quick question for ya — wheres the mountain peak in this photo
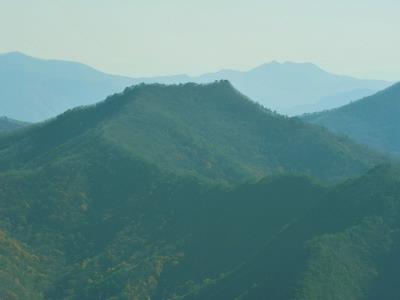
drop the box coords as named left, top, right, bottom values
left=126, top=79, right=235, bottom=94
left=250, top=61, right=324, bottom=73
left=383, top=81, right=400, bottom=92
left=1, top=51, right=28, bottom=57
left=0, top=51, right=33, bottom=61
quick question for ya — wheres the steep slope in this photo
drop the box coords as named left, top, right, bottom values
left=132, top=62, right=391, bottom=115
left=0, top=116, right=29, bottom=132
left=184, top=166, right=400, bottom=300
left=0, top=52, right=133, bottom=122
left=0, top=81, right=397, bottom=299
left=0, top=142, right=398, bottom=299
left=0, top=141, right=324, bottom=299
left=0, top=229, right=50, bottom=299
left=303, top=82, right=400, bottom=156
left=0, top=81, right=383, bottom=183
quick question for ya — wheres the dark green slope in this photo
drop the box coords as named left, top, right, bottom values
left=186, top=166, right=400, bottom=300
left=0, top=132, right=324, bottom=299
left=1, top=145, right=399, bottom=299
left=303, top=82, right=400, bottom=156
left=0, top=81, right=383, bottom=183
left=0, top=81, right=395, bottom=300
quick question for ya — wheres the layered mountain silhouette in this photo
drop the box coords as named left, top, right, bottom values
left=0, top=82, right=398, bottom=299
left=0, top=116, right=29, bottom=132
left=0, top=52, right=133, bottom=122
left=134, top=62, right=391, bottom=115
left=0, top=52, right=391, bottom=121
left=303, top=82, right=400, bottom=156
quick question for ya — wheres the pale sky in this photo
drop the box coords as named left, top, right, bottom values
left=1, top=0, right=399, bottom=80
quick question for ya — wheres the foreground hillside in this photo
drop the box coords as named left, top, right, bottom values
left=303, top=82, right=400, bottom=156
left=188, top=165, right=400, bottom=300
left=0, top=81, right=394, bottom=300
left=0, top=142, right=399, bottom=299
left=0, top=159, right=323, bottom=299
left=0, top=81, right=383, bottom=183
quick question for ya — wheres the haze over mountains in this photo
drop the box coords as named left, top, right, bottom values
left=134, top=62, right=391, bottom=116
left=2, top=0, right=400, bottom=296
left=0, top=116, right=29, bottom=132
left=304, top=83, right=400, bottom=156
left=0, top=52, right=391, bottom=122
left=0, top=52, right=133, bottom=122
left=0, top=50, right=398, bottom=300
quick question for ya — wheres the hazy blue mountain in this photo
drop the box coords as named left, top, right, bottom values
left=132, top=62, right=391, bottom=115
left=0, top=52, right=391, bottom=122
left=303, top=82, right=400, bottom=156
left=0, top=52, right=133, bottom=122
left=288, top=88, right=377, bottom=115
left=0, top=116, right=29, bottom=132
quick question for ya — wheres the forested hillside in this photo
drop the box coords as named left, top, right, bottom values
left=0, top=81, right=396, bottom=300
left=188, top=166, right=400, bottom=300
left=0, top=145, right=399, bottom=299
left=303, top=82, right=400, bottom=156
left=0, top=81, right=383, bottom=183
left=2, top=1, right=399, bottom=299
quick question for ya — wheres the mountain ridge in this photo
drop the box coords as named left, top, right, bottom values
left=303, top=82, right=400, bottom=156
left=0, top=116, right=29, bottom=133
left=0, top=79, right=397, bottom=300
left=0, top=81, right=385, bottom=183
left=0, top=52, right=391, bottom=121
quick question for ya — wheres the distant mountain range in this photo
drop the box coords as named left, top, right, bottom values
left=0, top=116, right=29, bottom=132
left=0, top=52, right=392, bottom=121
left=0, top=81, right=398, bottom=299
left=134, top=62, right=391, bottom=116
left=0, top=52, right=133, bottom=122
left=303, top=82, right=400, bottom=156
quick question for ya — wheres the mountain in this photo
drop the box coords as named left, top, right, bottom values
left=0, top=81, right=384, bottom=183
left=0, top=52, right=133, bottom=122
left=0, top=117, right=398, bottom=299
left=287, top=88, right=377, bottom=115
left=303, top=82, right=400, bottom=156
left=132, top=61, right=391, bottom=115
left=0, top=52, right=391, bottom=122
left=0, top=81, right=396, bottom=299
left=0, top=116, right=29, bottom=132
